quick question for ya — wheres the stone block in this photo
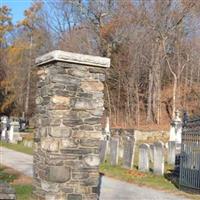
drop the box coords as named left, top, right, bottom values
left=81, top=81, right=104, bottom=92
left=74, top=99, right=97, bottom=110
left=51, top=96, right=70, bottom=105
left=84, top=155, right=100, bottom=167
left=68, top=194, right=82, bottom=200
left=41, top=139, right=59, bottom=152
left=49, top=126, right=72, bottom=138
left=60, top=138, right=78, bottom=149
left=48, top=166, right=70, bottom=183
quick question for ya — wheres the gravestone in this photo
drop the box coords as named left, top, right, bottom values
left=139, top=143, right=149, bottom=172
left=167, top=141, right=176, bottom=165
left=110, top=138, right=119, bottom=166
left=153, top=141, right=164, bottom=175
left=8, top=123, right=14, bottom=143
left=123, top=136, right=135, bottom=169
left=99, top=140, right=107, bottom=163
left=33, top=50, right=110, bottom=200
left=1, top=116, right=8, bottom=141
left=149, top=144, right=154, bottom=162
left=8, top=121, right=22, bottom=144
left=169, top=110, right=182, bottom=143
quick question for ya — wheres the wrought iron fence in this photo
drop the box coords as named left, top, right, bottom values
left=179, top=116, right=200, bottom=193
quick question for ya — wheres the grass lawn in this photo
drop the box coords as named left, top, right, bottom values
left=14, top=185, right=32, bottom=200
left=100, top=162, right=177, bottom=191
left=0, top=165, right=32, bottom=200
left=99, top=162, right=200, bottom=200
left=0, top=141, right=33, bottom=155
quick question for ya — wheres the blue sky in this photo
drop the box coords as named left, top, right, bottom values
left=1, top=0, right=32, bottom=23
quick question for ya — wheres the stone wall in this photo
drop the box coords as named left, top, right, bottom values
left=134, top=130, right=168, bottom=141
left=33, top=50, right=110, bottom=200
left=0, top=183, right=16, bottom=200
left=110, top=128, right=168, bottom=142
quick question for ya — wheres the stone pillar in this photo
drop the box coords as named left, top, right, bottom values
left=33, top=50, right=110, bottom=200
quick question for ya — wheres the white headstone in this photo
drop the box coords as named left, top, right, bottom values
left=167, top=141, right=176, bottom=165
left=139, top=143, right=150, bottom=172
left=123, top=136, right=135, bottom=169
left=110, top=138, right=119, bottom=166
left=153, top=141, right=164, bottom=175
left=169, top=110, right=182, bottom=143
left=149, top=144, right=154, bottom=162
left=8, top=124, right=14, bottom=142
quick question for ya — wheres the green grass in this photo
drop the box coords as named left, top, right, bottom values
left=14, top=185, right=32, bottom=200
left=0, top=141, right=33, bottom=155
left=0, top=166, right=32, bottom=200
left=99, top=162, right=200, bottom=199
left=0, top=166, right=17, bottom=183
left=99, top=162, right=177, bottom=191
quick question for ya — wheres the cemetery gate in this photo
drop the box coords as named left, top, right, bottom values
left=179, top=117, right=200, bottom=193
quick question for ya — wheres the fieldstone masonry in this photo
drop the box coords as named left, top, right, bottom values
left=0, top=183, right=16, bottom=200
left=33, top=50, right=110, bottom=200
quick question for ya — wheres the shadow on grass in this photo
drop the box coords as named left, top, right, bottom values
left=164, top=168, right=180, bottom=189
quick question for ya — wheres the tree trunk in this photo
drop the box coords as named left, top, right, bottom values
left=25, top=36, right=32, bottom=117
left=172, top=75, right=177, bottom=119
left=147, top=69, right=153, bottom=122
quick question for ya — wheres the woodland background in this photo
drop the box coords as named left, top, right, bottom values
left=1, top=0, right=200, bottom=129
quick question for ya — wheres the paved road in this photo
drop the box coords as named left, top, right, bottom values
left=0, top=146, right=187, bottom=200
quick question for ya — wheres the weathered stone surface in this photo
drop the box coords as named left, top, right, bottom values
left=110, top=138, right=119, bottom=166
left=41, top=139, right=59, bottom=152
left=153, top=141, right=164, bottom=175
left=49, top=126, right=72, bottom=138
left=68, top=194, right=82, bottom=200
left=123, top=137, right=135, bottom=169
left=48, top=166, right=70, bottom=183
left=167, top=141, right=176, bottom=165
left=149, top=144, right=154, bottom=162
left=60, top=139, right=78, bottom=149
left=99, top=140, right=107, bottom=163
left=51, top=96, right=70, bottom=105
left=74, top=99, right=97, bottom=110
left=81, top=81, right=104, bottom=92
left=0, top=183, right=16, bottom=200
left=139, top=143, right=150, bottom=172
left=34, top=50, right=109, bottom=199
left=36, top=50, right=110, bottom=68
left=84, top=155, right=100, bottom=167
